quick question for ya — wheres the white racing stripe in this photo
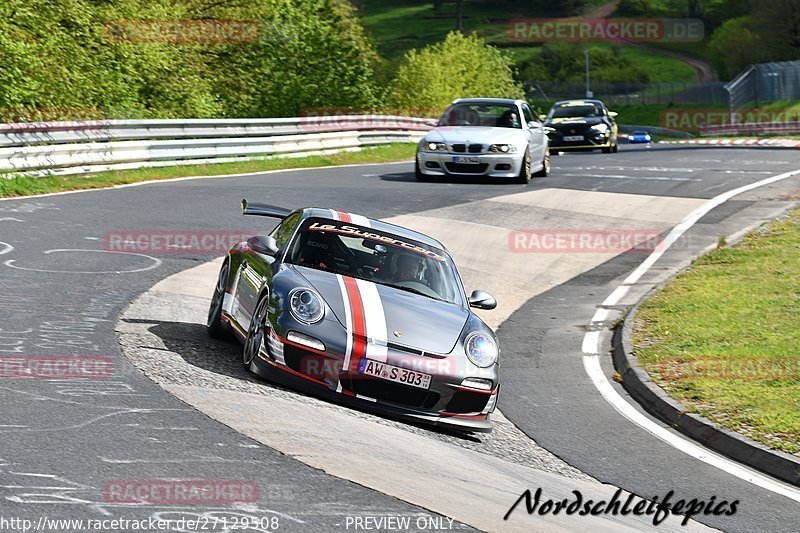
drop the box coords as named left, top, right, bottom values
left=336, top=274, right=354, bottom=378
left=355, top=279, right=388, bottom=363
left=582, top=167, right=800, bottom=501
left=349, top=213, right=371, bottom=227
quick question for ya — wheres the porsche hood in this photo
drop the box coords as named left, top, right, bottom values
left=289, top=265, right=469, bottom=355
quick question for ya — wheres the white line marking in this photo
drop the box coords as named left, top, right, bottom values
left=581, top=331, right=601, bottom=355
left=559, top=173, right=701, bottom=182
left=0, top=242, right=13, bottom=256
left=583, top=355, right=800, bottom=502
left=3, top=249, right=162, bottom=274
left=583, top=167, right=800, bottom=499
left=590, top=308, right=610, bottom=323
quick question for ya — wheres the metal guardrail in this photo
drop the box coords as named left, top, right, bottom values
left=0, top=116, right=434, bottom=177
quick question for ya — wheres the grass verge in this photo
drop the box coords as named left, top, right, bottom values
left=0, top=143, right=417, bottom=199
left=632, top=208, right=800, bottom=455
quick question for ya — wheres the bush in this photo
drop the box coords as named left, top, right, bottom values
left=387, top=32, right=524, bottom=111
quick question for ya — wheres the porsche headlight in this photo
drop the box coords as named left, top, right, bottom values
left=425, top=142, right=447, bottom=151
left=288, top=288, right=324, bottom=324
left=464, top=332, right=498, bottom=368
left=489, top=144, right=518, bottom=153
left=591, top=123, right=610, bottom=133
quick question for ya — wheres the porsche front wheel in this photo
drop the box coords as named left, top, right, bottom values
left=207, top=261, right=231, bottom=340
left=242, top=295, right=269, bottom=369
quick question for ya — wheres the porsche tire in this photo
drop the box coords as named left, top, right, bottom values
left=207, top=261, right=231, bottom=340
left=242, top=294, right=269, bottom=369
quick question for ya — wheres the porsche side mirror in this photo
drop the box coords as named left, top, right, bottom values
left=247, top=235, right=279, bottom=256
left=608, top=111, right=618, bottom=118
left=469, top=290, right=497, bottom=310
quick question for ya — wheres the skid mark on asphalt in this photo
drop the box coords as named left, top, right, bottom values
left=3, top=248, right=162, bottom=274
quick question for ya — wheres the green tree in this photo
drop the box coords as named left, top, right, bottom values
left=387, top=31, right=524, bottom=111
left=0, top=0, right=382, bottom=119
left=707, top=16, right=760, bottom=79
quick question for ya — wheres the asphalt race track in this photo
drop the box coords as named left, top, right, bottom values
left=1, top=144, right=799, bottom=532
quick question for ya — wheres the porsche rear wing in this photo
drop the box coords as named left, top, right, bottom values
left=241, top=199, right=292, bottom=219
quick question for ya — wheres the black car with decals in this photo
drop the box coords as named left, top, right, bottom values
left=207, top=200, right=501, bottom=432
left=543, top=99, right=619, bottom=153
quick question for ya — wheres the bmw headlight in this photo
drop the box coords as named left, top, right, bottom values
left=591, top=123, right=610, bottom=134
left=489, top=144, right=518, bottom=153
left=425, top=142, right=447, bottom=151
left=464, top=332, right=498, bottom=368
left=288, top=288, right=324, bottom=324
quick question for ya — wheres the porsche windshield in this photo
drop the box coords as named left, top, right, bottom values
left=438, top=103, right=522, bottom=128
left=550, top=104, right=603, bottom=119
left=286, top=218, right=465, bottom=306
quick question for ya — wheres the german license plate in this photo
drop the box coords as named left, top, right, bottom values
left=359, top=359, right=432, bottom=390
left=452, top=156, right=480, bottom=164
left=563, top=135, right=584, bottom=142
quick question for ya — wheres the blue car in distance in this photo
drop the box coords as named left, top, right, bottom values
left=628, top=130, right=652, bottom=143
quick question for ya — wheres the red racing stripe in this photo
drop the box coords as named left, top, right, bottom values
left=336, top=210, right=352, bottom=223
left=342, top=275, right=367, bottom=373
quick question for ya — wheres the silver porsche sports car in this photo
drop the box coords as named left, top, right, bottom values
left=416, top=97, right=550, bottom=183
left=207, top=200, right=500, bottom=432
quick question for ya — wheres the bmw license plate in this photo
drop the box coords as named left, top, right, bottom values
left=359, top=359, right=432, bottom=390
left=563, top=135, right=584, bottom=142
left=452, top=156, right=480, bottom=164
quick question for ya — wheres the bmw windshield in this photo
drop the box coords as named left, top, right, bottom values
left=285, top=218, right=466, bottom=306
left=438, top=103, right=522, bottom=128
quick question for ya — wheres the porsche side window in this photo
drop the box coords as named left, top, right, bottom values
left=272, top=213, right=301, bottom=249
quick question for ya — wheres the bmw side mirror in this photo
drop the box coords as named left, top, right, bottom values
left=469, top=290, right=497, bottom=310
left=248, top=235, right=279, bottom=256
left=539, top=114, right=547, bottom=120
left=543, top=126, right=556, bottom=134
left=527, top=121, right=541, bottom=129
